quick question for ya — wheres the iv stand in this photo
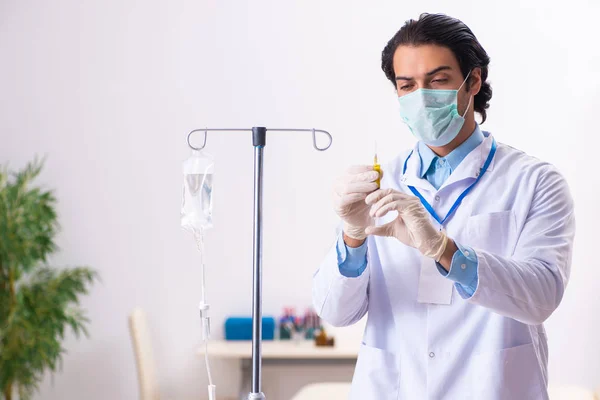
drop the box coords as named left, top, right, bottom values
left=187, top=126, right=333, bottom=400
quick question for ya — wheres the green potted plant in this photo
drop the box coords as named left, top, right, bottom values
left=0, top=159, right=97, bottom=400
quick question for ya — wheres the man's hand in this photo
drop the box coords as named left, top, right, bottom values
left=364, top=189, right=448, bottom=261
left=333, top=165, right=380, bottom=241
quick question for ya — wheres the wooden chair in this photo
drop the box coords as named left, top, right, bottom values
left=548, top=385, right=597, bottom=400
left=129, top=308, right=161, bottom=400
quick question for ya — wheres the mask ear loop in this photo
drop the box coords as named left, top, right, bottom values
left=457, top=69, right=472, bottom=92
left=461, top=94, right=473, bottom=118
left=458, top=70, right=473, bottom=118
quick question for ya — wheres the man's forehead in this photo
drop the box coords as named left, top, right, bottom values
left=393, top=45, right=460, bottom=77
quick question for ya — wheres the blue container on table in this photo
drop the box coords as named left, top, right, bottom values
left=225, top=316, right=275, bottom=341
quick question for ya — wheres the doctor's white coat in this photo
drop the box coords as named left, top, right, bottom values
left=313, top=134, right=575, bottom=400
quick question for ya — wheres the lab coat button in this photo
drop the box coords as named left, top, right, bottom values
left=461, top=264, right=467, bottom=270
left=434, top=195, right=440, bottom=202
left=465, top=251, right=470, bottom=256
left=429, top=352, right=435, bottom=358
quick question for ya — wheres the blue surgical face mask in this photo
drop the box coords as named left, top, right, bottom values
left=398, top=71, right=472, bottom=147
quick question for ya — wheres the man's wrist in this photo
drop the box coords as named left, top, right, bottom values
left=343, top=232, right=366, bottom=248
left=438, top=238, right=458, bottom=272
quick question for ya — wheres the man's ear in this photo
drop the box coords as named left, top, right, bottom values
left=469, top=67, right=483, bottom=96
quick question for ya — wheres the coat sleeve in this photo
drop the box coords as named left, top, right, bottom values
left=468, top=166, right=575, bottom=325
left=312, top=237, right=370, bottom=327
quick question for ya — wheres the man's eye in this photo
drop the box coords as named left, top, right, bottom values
left=432, top=79, right=448, bottom=84
left=400, top=84, right=413, bottom=91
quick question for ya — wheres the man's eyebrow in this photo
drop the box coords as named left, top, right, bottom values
left=395, top=65, right=453, bottom=81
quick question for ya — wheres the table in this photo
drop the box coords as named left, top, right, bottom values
left=198, top=340, right=358, bottom=399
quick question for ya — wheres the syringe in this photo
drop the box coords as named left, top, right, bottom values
left=374, top=141, right=381, bottom=187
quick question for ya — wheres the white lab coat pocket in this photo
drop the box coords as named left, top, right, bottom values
left=349, top=343, right=400, bottom=400
left=466, top=211, right=517, bottom=256
left=471, top=342, right=546, bottom=400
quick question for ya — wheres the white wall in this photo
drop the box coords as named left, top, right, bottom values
left=1, top=0, right=598, bottom=399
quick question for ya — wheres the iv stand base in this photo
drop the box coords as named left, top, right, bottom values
left=248, top=393, right=266, bottom=400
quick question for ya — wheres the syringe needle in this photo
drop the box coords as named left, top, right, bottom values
left=374, top=140, right=381, bottom=187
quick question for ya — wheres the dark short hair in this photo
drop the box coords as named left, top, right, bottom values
left=381, top=13, right=492, bottom=123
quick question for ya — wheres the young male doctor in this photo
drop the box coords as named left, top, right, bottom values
left=313, top=13, right=575, bottom=400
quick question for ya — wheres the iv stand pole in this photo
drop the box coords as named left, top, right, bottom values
left=187, top=126, right=332, bottom=400
left=250, top=127, right=266, bottom=399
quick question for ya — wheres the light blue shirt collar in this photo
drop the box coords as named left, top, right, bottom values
left=418, top=125, right=485, bottom=178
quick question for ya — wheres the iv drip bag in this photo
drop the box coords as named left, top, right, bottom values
left=181, top=150, right=214, bottom=232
